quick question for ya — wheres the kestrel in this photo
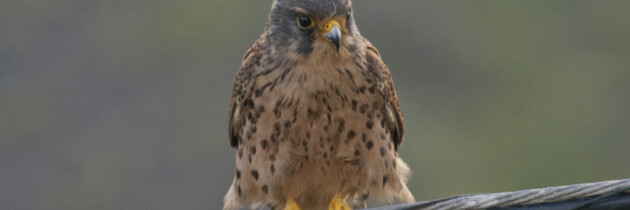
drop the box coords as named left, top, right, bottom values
left=224, top=0, right=414, bottom=209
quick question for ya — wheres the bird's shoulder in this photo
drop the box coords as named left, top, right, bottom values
left=228, top=33, right=268, bottom=147
left=362, top=38, right=405, bottom=149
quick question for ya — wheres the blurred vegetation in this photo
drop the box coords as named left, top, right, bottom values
left=1, top=0, right=629, bottom=209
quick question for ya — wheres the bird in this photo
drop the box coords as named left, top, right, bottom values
left=224, top=0, right=414, bottom=209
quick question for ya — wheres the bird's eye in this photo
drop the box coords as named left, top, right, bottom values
left=297, top=16, right=315, bottom=30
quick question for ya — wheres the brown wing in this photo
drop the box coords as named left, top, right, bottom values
left=229, top=34, right=267, bottom=147
left=364, top=39, right=405, bottom=149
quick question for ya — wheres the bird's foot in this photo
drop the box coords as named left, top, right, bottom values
left=284, top=198, right=301, bottom=210
left=329, top=193, right=351, bottom=210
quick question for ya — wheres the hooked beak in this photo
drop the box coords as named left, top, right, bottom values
left=323, top=20, right=341, bottom=51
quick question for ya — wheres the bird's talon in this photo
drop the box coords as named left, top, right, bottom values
left=329, top=194, right=351, bottom=210
left=284, top=198, right=301, bottom=210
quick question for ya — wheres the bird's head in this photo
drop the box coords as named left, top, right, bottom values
left=266, top=0, right=361, bottom=59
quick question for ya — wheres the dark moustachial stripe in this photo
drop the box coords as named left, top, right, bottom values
left=297, top=29, right=314, bottom=55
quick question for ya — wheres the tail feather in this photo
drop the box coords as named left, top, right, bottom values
left=395, top=157, right=415, bottom=203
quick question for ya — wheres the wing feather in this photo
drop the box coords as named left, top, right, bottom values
left=364, top=39, right=405, bottom=149
left=229, top=34, right=267, bottom=147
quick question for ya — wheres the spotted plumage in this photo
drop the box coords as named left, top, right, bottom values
left=224, top=0, right=414, bottom=209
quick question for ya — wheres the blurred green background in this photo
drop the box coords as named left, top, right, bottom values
left=2, top=0, right=629, bottom=209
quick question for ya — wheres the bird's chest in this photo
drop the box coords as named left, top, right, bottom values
left=251, top=59, right=384, bottom=151
left=255, top=60, right=367, bottom=121
left=245, top=59, right=394, bottom=195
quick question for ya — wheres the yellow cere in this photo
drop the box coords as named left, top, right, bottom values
left=324, top=20, right=340, bottom=32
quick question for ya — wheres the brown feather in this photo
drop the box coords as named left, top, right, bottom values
left=229, top=34, right=268, bottom=147
left=364, top=40, right=405, bottom=148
